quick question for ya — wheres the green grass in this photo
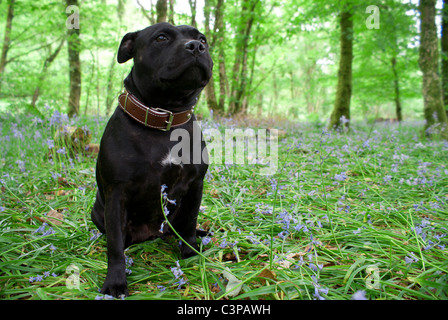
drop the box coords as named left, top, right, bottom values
left=0, top=109, right=447, bottom=300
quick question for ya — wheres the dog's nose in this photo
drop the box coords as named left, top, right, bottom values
left=184, top=40, right=206, bottom=56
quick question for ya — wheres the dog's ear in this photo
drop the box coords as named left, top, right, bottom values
left=117, top=31, right=139, bottom=63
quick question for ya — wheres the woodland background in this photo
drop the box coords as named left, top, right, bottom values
left=1, top=0, right=448, bottom=301
left=1, top=0, right=448, bottom=134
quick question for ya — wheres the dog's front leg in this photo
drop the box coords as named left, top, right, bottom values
left=101, top=187, right=129, bottom=298
left=173, top=179, right=205, bottom=259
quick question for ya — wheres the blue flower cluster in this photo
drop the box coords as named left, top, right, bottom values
left=159, top=184, right=177, bottom=233
left=171, top=260, right=187, bottom=289
left=29, top=271, right=58, bottom=283
left=33, top=222, right=56, bottom=237
left=411, top=217, right=447, bottom=251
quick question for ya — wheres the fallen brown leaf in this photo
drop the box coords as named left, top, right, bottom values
left=46, top=209, right=63, bottom=225
left=257, top=269, right=277, bottom=284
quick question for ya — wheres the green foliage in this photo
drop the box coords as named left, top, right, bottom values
left=0, top=0, right=424, bottom=120
left=1, top=112, right=447, bottom=300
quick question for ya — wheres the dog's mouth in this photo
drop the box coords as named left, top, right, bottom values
left=159, top=59, right=212, bottom=88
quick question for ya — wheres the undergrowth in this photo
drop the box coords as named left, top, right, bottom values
left=0, top=109, right=447, bottom=300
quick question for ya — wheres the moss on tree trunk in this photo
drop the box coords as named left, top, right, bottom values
left=419, top=0, right=448, bottom=138
left=329, top=8, right=353, bottom=131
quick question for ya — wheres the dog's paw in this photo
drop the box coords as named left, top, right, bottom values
left=180, top=241, right=199, bottom=259
left=196, top=229, right=210, bottom=237
left=101, top=277, right=129, bottom=298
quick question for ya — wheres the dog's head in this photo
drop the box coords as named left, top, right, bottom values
left=118, top=23, right=213, bottom=94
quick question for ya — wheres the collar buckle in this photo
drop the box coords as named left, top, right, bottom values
left=153, top=108, right=174, bottom=131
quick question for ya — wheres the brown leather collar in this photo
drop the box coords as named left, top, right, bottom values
left=118, top=90, right=193, bottom=131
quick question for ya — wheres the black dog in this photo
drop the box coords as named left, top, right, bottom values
left=91, top=22, right=213, bottom=298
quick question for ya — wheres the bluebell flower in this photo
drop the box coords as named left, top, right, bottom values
left=15, top=160, right=25, bottom=172
left=318, top=287, right=329, bottom=295
left=171, top=260, right=185, bottom=288
left=246, top=232, right=260, bottom=244
left=46, top=139, right=55, bottom=149
left=50, top=110, right=60, bottom=125
left=124, top=255, right=133, bottom=275
left=163, top=206, right=170, bottom=217
left=278, top=231, right=288, bottom=240
left=412, top=226, right=423, bottom=235
left=201, top=236, right=211, bottom=246
left=434, top=234, right=446, bottom=241
left=42, top=227, right=55, bottom=236
left=334, top=172, right=347, bottom=182
left=362, top=139, right=370, bottom=149
left=171, top=261, right=183, bottom=278
left=309, top=263, right=318, bottom=271
left=312, top=278, right=328, bottom=300
left=352, top=290, right=368, bottom=300
left=34, top=223, right=47, bottom=234
left=219, top=239, right=228, bottom=248
left=340, top=115, right=349, bottom=125
left=175, top=278, right=187, bottom=287
left=51, top=172, right=61, bottom=180
left=405, top=253, right=419, bottom=264
left=90, top=229, right=102, bottom=241
left=293, top=256, right=305, bottom=269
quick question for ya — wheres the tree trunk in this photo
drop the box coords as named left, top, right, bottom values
left=0, top=0, right=15, bottom=92
left=106, top=0, right=125, bottom=115
left=66, top=0, right=81, bottom=117
left=31, top=38, right=65, bottom=109
left=441, top=0, right=448, bottom=117
left=229, top=0, right=258, bottom=115
left=168, top=0, right=175, bottom=25
left=214, top=0, right=227, bottom=111
left=189, top=0, right=197, bottom=28
left=329, top=6, right=353, bottom=131
left=156, top=0, right=167, bottom=23
left=203, top=0, right=219, bottom=114
left=391, top=56, right=402, bottom=121
left=419, top=0, right=448, bottom=138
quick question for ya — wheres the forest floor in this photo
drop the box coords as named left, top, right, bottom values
left=0, top=109, right=447, bottom=300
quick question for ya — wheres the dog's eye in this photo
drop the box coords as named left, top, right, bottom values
left=156, top=35, right=168, bottom=42
left=199, top=38, right=207, bottom=45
